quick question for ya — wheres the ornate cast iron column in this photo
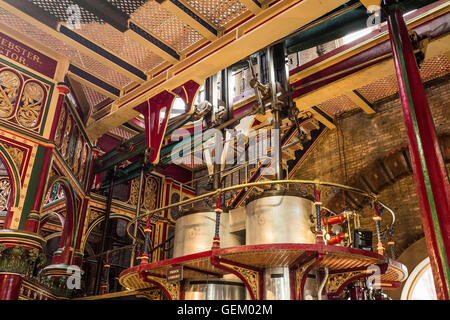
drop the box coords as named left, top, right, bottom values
left=0, top=230, right=46, bottom=300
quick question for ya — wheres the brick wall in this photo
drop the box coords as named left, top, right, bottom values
left=291, top=77, right=450, bottom=256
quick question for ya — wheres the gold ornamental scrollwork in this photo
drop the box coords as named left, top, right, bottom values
left=60, top=116, right=72, bottom=158
left=16, top=82, right=45, bottom=128
left=87, top=209, right=102, bottom=226
left=0, top=70, right=21, bottom=118
left=0, top=178, right=11, bottom=211
left=54, top=106, right=66, bottom=147
left=128, top=178, right=139, bottom=206
left=72, top=137, right=83, bottom=174
left=221, top=262, right=260, bottom=300
left=146, top=275, right=180, bottom=300
left=138, top=288, right=162, bottom=300
left=326, top=270, right=368, bottom=294
left=143, top=175, right=158, bottom=210
left=79, top=145, right=88, bottom=181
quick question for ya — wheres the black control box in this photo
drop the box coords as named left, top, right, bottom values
left=353, top=229, right=373, bottom=251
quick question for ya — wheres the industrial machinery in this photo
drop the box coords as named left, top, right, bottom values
left=116, top=39, right=407, bottom=301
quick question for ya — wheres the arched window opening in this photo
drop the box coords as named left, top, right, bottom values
left=83, top=217, right=143, bottom=295
left=401, top=257, right=437, bottom=300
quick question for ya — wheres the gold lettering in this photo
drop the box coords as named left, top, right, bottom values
left=18, top=56, right=26, bottom=65
left=33, top=54, right=40, bottom=63
left=10, top=52, right=18, bottom=61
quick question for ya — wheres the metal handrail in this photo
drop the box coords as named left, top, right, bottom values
left=125, top=179, right=396, bottom=245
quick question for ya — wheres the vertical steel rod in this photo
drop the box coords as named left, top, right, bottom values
left=267, top=45, right=285, bottom=186
left=94, top=165, right=117, bottom=295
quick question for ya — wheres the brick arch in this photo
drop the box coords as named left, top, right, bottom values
left=323, top=133, right=449, bottom=257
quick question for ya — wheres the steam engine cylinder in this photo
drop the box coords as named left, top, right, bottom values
left=173, top=208, right=246, bottom=300
left=245, top=191, right=316, bottom=299
left=245, top=191, right=315, bottom=245
left=173, top=208, right=244, bottom=258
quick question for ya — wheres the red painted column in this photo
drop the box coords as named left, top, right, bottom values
left=384, top=0, right=450, bottom=299
left=0, top=273, right=21, bottom=300
left=72, top=197, right=90, bottom=266
left=50, top=83, right=71, bottom=141
left=134, top=90, right=176, bottom=164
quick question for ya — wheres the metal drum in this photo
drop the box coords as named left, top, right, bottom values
left=173, top=208, right=244, bottom=258
left=245, top=190, right=315, bottom=245
left=184, top=280, right=246, bottom=300
left=264, top=267, right=291, bottom=300
left=246, top=191, right=315, bottom=300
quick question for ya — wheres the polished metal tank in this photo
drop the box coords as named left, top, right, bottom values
left=184, top=280, right=246, bottom=300
left=245, top=190, right=315, bottom=245
left=246, top=191, right=315, bottom=300
left=264, top=267, right=291, bottom=300
left=173, top=208, right=244, bottom=258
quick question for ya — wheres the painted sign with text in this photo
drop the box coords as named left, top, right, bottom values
left=0, top=31, right=58, bottom=79
left=166, top=265, right=183, bottom=283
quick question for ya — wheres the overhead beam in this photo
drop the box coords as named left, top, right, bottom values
left=72, top=0, right=181, bottom=62
left=155, top=0, right=220, bottom=41
left=360, top=0, right=382, bottom=11
left=239, top=0, right=264, bottom=14
left=86, top=0, right=351, bottom=140
left=293, top=33, right=450, bottom=115
left=289, top=0, right=450, bottom=85
left=0, top=0, right=147, bottom=83
left=348, top=90, right=376, bottom=114
left=70, top=0, right=129, bottom=32
left=310, top=106, right=336, bottom=129
left=58, top=24, right=147, bottom=82
left=125, top=21, right=180, bottom=62
left=291, top=3, right=450, bottom=115
left=67, top=64, right=121, bottom=99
